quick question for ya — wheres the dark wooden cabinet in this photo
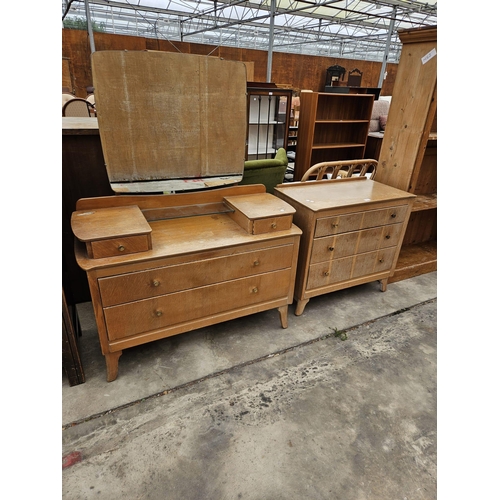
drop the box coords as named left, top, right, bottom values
left=246, top=83, right=292, bottom=160
left=62, top=117, right=114, bottom=304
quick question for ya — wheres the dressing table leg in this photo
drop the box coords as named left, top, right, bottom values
left=105, top=351, right=122, bottom=382
left=379, top=278, right=388, bottom=292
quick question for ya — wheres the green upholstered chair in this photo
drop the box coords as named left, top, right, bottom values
left=240, top=148, right=288, bottom=193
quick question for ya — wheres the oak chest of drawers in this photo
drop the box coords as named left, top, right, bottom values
left=72, top=185, right=301, bottom=381
left=274, top=177, right=415, bottom=315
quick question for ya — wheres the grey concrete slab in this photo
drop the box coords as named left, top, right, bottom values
left=62, top=296, right=437, bottom=499
left=63, top=272, right=436, bottom=425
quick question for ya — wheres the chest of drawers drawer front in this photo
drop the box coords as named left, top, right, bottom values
left=379, top=223, right=404, bottom=250
left=314, top=205, right=408, bottom=238
left=252, top=215, right=294, bottom=235
left=104, top=269, right=292, bottom=340
left=306, top=246, right=397, bottom=290
left=362, top=205, right=408, bottom=229
left=99, top=244, right=294, bottom=307
left=90, top=234, right=151, bottom=259
left=351, top=246, right=397, bottom=279
left=315, top=213, right=364, bottom=238
left=310, top=223, right=403, bottom=264
left=307, top=256, right=354, bottom=289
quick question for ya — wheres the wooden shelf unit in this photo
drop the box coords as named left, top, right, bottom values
left=293, top=92, right=374, bottom=181
left=375, top=26, right=437, bottom=283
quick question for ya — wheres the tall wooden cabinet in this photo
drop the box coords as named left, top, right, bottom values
left=246, top=83, right=292, bottom=160
left=375, top=26, right=437, bottom=282
left=293, top=92, right=374, bottom=181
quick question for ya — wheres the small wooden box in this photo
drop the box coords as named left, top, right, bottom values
left=71, top=205, right=152, bottom=259
left=224, top=193, right=295, bottom=235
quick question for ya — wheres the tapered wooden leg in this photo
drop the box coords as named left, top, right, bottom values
left=379, top=278, right=388, bottom=292
left=278, top=305, right=288, bottom=329
left=295, top=298, right=309, bottom=316
left=105, top=351, right=122, bottom=382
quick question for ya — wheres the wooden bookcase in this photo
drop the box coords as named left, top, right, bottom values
left=375, top=26, right=437, bottom=283
left=293, top=92, right=374, bottom=181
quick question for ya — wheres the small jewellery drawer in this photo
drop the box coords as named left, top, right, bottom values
left=71, top=205, right=152, bottom=259
left=89, top=234, right=151, bottom=259
left=310, top=223, right=404, bottom=264
left=251, top=215, right=294, bottom=235
left=224, top=192, right=295, bottom=235
left=99, top=244, right=294, bottom=307
left=306, top=247, right=397, bottom=290
left=104, top=269, right=292, bottom=340
left=314, top=205, right=408, bottom=238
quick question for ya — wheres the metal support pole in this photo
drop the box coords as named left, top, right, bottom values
left=85, top=0, right=96, bottom=53
left=266, top=0, right=276, bottom=83
left=377, top=6, right=396, bottom=89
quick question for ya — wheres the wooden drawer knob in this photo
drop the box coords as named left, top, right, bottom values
left=271, top=222, right=277, bottom=229
left=328, top=246, right=334, bottom=251
left=253, top=260, right=260, bottom=266
left=252, top=287, right=258, bottom=294
left=152, top=279, right=161, bottom=287
left=385, top=235, right=391, bottom=239
left=379, top=259, right=384, bottom=263
left=155, top=310, right=163, bottom=317
left=331, top=223, right=338, bottom=228
left=118, top=245, right=125, bottom=252
left=391, top=213, right=397, bottom=218
left=323, top=271, right=330, bottom=276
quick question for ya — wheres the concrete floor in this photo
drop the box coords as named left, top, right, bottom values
left=62, top=271, right=437, bottom=499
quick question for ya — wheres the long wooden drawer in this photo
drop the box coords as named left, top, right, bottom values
left=306, top=247, right=397, bottom=290
left=104, top=269, right=292, bottom=340
left=314, top=205, right=408, bottom=238
left=99, top=244, right=294, bottom=307
left=310, top=223, right=404, bottom=264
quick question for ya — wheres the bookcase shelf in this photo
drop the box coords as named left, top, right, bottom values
left=293, top=92, right=374, bottom=181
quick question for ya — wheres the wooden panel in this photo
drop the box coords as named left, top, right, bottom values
left=389, top=241, right=437, bottom=283
left=413, top=140, right=437, bottom=195
left=62, top=57, right=73, bottom=92
left=62, top=29, right=399, bottom=100
left=98, top=244, right=294, bottom=306
left=376, top=29, right=437, bottom=192
left=402, top=209, right=437, bottom=246
left=104, top=269, right=291, bottom=340
left=92, top=51, right=247, bottom=183
left=72, top=205, right=151, bottom=242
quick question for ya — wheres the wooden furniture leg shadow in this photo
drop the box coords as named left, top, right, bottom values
left=62, top=288, right=85, bottom=386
